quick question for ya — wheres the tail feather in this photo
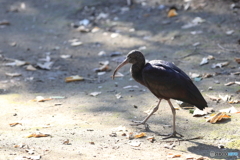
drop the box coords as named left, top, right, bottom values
left=186, top=83, right=207, bottom=110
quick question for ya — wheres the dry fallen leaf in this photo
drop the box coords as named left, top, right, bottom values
left=39, top=55, right=51, bottom=62
left=190, top=73, right=201, bottom=78
left=9, top=42, right=17, bottom=47
left=224, top=82, right=235, bottom=86
left=211, top=61, right=229, bottom=68
left=122, top=133, right=127, bottom=136
left=63, top=139, right=71, bottom=145
left=14, top=143, right=26, bottom=148
left=97, top=72, right=106, bottom=76
left=4, top=60, right=27, bottom=67
left=226, top=30, right=234, bottom=35
left=134, top=132, right=146, bottom=138
left=200, top=57, right=208, bottom=66
left=207, top=55, right=215, bottom=60
left=186, top=155, right=206, bottom=160
left=231, top=72, right=240, bottom=75
left=235, top=58, right=240, bottom=64
left=235, top=81, right=240, bottom=85
left=98, top=51, right=106, bottom=56
left=27, top=132, right=50, bottom=138
left=218, top=94, right=231, bottom=102
left=206, top=94, right=221, bottom=102
left=5, top=72, right=22, bottom=77
left=206, top=112, right=231, bottom=123
left=167, top=8, right=178, bottom=17
left=60, top=55, right=72, bottom=59
left=206, top=112, right=222, bottom=123
left=147, top=136, right=155, bottom=143
left=9, top=122, right=22, bottom=127
left=0, top=20, right=10, bottom=25
left=76, top=25, right=90, bottom=32
left=91, top=26, right=100, bottom=33
left=89, top=92, right=101, bottom=97
left=228, top=99, right=240, bottom=104
left=37, top=61, right=54, bottom=70
left=202, top=73, right=213, bottom=78
left=167, top=152, right=181, bottom=158
left=32, top=96, right=52, bottom=102
left=70, top=41, right=82, bottom=46
left=94, top=61, right=111, bottom=72
left=219, top=106, right=238, bottom=113
left=65, top=75, right=84, bottom=82
left=89, top=141, right=95, bottom=145
left=26, top=65, right=37, bottom=71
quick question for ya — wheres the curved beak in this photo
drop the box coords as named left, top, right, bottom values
left=112, top=58, right=129, bottom=80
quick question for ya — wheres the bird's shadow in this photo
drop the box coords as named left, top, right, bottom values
left=133, top=124, right=239, bottom=159
left=133, top=123, right=182, bottom=138
left=188, top=141, right=240, bottom=159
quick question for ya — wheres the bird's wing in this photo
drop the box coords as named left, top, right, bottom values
left=151, top=60, right=191, bottom=81
left=142, top=61, right=207, bottom=109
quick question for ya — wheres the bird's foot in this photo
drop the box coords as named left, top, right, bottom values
left=130, top=120, right=150, bottom=131
left=161, top=131, right=184, bottom=139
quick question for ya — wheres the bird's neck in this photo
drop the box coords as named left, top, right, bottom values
left=131, top=62, right=146, bottom=86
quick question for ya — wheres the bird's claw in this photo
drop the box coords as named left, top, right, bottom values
left=130, top=120, right=150, bottom=131
left=161, top=131, right=184, bottom=139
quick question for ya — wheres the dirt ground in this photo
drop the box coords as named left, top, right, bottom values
left=0, top=0, right=240, bottom=160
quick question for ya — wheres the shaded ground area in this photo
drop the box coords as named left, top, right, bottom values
left=0, top=0, right=240, bottom=159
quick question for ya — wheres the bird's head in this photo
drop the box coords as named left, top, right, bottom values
left=112, top=50, right=144, bottom=79
left=126, top=50, right=144, bottom=64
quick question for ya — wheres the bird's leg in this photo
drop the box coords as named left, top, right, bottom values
left=161, top=100, right=183, bottom=139
left=130, top=99, right=162, bottom=129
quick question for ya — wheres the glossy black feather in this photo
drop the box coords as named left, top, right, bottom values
left=131, top=59, right=207, bottom=110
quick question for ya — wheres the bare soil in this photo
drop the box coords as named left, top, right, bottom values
left=0, top=0, right=240, bottom=160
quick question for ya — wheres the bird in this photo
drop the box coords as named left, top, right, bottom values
left=112, top=50, right=208, bottom=139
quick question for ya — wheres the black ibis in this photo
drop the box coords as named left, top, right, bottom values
left=112, top=50, right=207, bottom=139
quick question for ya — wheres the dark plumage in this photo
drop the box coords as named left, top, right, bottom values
left=112, top=50, right=208, bottom=139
